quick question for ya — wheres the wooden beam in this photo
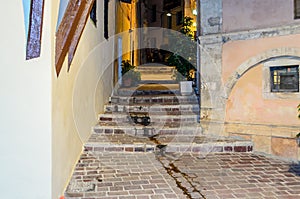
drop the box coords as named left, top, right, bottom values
left=55, top=0, right=87, bottom=76
left=26, top=0, right=45, bottom=60
left=68, top=0, right=96, bottom=71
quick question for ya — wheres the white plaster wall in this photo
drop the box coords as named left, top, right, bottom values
left=0, top=1, right=52, bottom=198
left=52, top=0, right=115, bottom=197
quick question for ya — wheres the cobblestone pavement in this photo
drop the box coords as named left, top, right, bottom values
left=66, top=151, right=300, bottom=199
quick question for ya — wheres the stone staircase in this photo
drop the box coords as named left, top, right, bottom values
left=64, top=68, right=254, bottom=198
left=85, top=87, right=253, bottom=155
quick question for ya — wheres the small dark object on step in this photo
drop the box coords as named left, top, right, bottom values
left=157, top=144, right=167, bottom=149
left=130, top=114, right=151, bottom=126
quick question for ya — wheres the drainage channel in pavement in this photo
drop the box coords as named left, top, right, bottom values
left=149, top=134, right=206, bottom=199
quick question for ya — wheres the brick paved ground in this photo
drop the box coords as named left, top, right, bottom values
left=160, top=153, right=300, bottom=199
left=65, top=151, right=300, bottom=199
left=65, top=151, right=186, bottom=199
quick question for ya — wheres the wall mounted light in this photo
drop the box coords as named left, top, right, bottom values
left=192, top=9, right=197, bottom=15
left=166, top=13, right=172, bottom=17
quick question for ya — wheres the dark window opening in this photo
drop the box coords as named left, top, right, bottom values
left=151, top=5, right=157, bottom=23
left=176, top=11, right=183, bottom=25
left=167, top=16, right=172, bottom=29
left=295, top=0, right=300, bottom=19
left=270, top=65, right=299, bottom=92
left=104, top=0, right=109, bottom=39
left=90, top=1, right=97, bottom=27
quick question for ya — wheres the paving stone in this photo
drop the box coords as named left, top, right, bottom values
left=66, top=92, right=300, bottom=198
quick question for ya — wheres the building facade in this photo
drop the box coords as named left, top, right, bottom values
left=199, top=0, right=300, bottom=160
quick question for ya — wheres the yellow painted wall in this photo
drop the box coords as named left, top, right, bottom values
left=0, top=1, right=52, bottom=198
left=116, top=1, right=137, bottom=63
left=52, top=0, right=115, bottom=198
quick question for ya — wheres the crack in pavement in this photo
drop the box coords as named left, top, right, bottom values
left=149, top=135, right=206, bottom=199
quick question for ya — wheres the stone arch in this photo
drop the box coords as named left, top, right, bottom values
left=224, top=47, right=300, bottom=98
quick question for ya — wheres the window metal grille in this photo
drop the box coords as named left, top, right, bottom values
left=270, top=65, right=299, bottom=92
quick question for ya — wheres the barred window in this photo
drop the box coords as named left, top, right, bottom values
left=270, top=66, right=299, bottom=92
left=295, top=0, right=300, bottom=19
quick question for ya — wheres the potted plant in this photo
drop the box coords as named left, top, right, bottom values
left=296, top=104, right=300, bottom=146
left=167, top=17, right=196, bottom=95
left=121, top=60, right=141, bottom=87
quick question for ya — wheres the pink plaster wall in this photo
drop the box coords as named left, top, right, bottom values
left=223, top=0, right=296, bottom=32
left=226, top=64, right=299, bottom=125
left=223, top=35, right=300, bottom=126
left=222, top=34, right=300, bottom=82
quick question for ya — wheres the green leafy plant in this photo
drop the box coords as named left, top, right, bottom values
left=121, top=60, right=141, bottom=87
left=167, top=16, right=196, bottom=81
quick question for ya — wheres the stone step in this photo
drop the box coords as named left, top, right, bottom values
left=93, top=124, right=201, bottom=136
left=137, top=65, right=175, bottom=71
left=116, top=87, right=181, bottom=96
left=98, top=113, right=199, bottom=123
left=85, top=134, right=254, bottom=154
left=140, top=80, right=177, bottom=84
left=110, top=95, right=199, bottom=105
left=137, top=66, right=175, bottom=74
left=104, top=104, right=200, bottom=114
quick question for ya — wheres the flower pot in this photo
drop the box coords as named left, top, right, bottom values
left=179, top=81, right=193, bottom=96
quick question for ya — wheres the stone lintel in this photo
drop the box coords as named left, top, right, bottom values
left=200, top=23, right=300, bottom=44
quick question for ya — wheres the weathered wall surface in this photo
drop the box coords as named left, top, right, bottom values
left=200, top=0, right=300, bottom=160
left=223, top=0, right=296, bottom=32
left=222, top=36, right=300, bottom=160
left=222, top=34, right=300, bottom=81
left=225, top=63, right=299, bottom=160
left=200, top=0, right=222, bottom=35
left=52, top=0, right=115, bottom=197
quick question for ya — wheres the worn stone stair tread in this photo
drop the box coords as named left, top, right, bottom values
left=99, top=112, right=199, bottom=118
left=93, top=123, right=201, bottom=136
left=94, top=122, right=200, bottom=128
left=116, top=89, right=181, bottom=96
left=104, top=103, right=200, bottom=110
left=110, top=95, right=199, bottom=105
left=94, top=123, right=200, bottom=130
left=85, top=134, right=253, bottom=153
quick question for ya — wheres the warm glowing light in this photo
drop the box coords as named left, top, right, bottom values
left=193, top=22, right=197, bottom=27
left=166, top=13, right=172, bottom=17
left=192, top=9, right=197, bottom=15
